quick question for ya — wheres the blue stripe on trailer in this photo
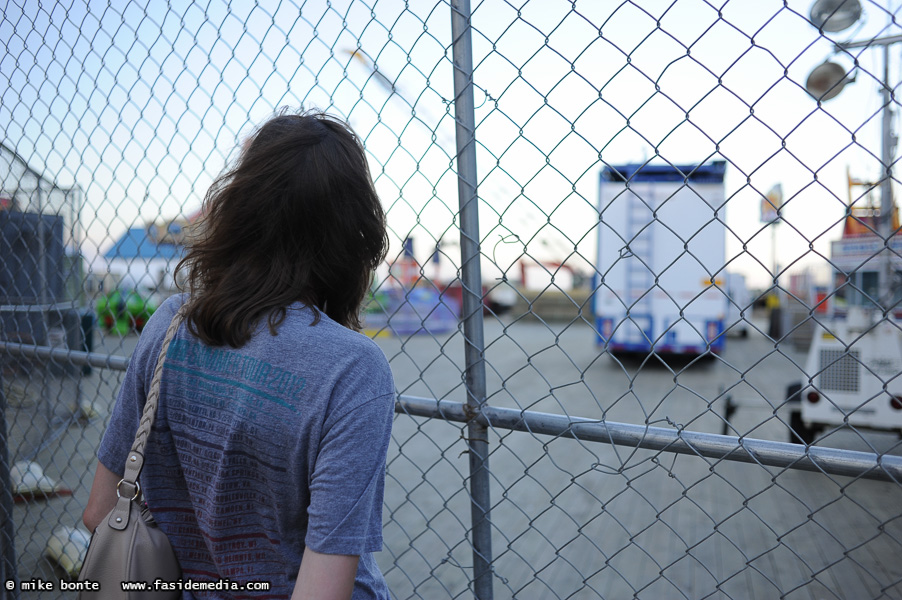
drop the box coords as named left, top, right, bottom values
left=600, top=160, right=726, bottom=185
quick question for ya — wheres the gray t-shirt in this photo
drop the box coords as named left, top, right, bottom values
left=98, top=294, right=395, bottom=599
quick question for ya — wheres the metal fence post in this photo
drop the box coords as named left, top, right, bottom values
left=0, top=347, right=19, bottom=599
left=450, top=1, right=493, bottom=598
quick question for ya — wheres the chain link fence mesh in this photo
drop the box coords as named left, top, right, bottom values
left=2, top=0, right=902, bottom=598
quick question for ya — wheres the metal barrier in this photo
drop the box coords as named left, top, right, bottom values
left=3, top=1, right=902, bottom=599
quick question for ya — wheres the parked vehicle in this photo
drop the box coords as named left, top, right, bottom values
left=593, top=161, right=729, bottom=356
left=786, top=190, right=902, bottom=443
left=788, top=309, right=902, bottom=444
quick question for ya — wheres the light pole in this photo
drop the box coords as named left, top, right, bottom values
left=835, top=37, right=899, bottom=309
left=805, top=3, right=900, bottom=310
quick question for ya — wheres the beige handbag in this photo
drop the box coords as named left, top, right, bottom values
left=77, top=307, right=185, bottom=598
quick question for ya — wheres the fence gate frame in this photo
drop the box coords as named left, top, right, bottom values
left=3, top=2, right=902, bottom=600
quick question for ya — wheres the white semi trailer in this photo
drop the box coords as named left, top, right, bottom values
left=593, top=161, right=730, bottom=356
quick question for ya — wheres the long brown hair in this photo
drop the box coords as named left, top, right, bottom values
left=175, top=109, right=389, bottom=347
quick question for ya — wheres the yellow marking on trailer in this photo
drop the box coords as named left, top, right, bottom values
left=702, top=278, right=725, bottom=287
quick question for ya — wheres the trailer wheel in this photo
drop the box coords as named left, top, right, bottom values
left=786, top=382, right=811, bottom=444
left=789, top=409, right=817, bottom=445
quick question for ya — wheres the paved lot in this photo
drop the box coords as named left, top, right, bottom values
left=4, top=314, right=902, bottom=598
left=376, top=315, right=902, bottom=599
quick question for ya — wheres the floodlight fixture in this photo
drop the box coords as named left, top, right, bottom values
left=805, top=61, right=852, bottom=101
left=809, top=0, right=862, bottom=33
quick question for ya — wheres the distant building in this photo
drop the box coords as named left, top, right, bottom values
left=98, top=222, right=185, bottom=301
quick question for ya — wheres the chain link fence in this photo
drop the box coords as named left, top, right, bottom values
left=3, top=0, right=902, bottom=598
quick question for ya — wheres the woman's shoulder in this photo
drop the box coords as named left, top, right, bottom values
left=151, top=293, right=189, bottom=324
left=283, top=309, right=393, bottom=385
left=133, top=294, right=187, bottom=345
left=126, top=294, right=189, bottom=382
left=312, top=312, right=389, bottom=364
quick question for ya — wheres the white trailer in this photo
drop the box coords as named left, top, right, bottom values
left=786, top=228, right=902, bottom=444
left=593, top=161, right=729, bottom=355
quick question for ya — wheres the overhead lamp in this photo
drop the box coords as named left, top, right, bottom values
left=809, top=0, right=862, bottom=33
left=805, top=61, right=852, bottom=101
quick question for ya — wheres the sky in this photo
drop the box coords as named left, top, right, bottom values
left=1, top=0, right=901, bottom=291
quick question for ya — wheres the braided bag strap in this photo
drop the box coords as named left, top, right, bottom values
left=119, top=305, right=187, bottom=491
left=133, top=304, right=186, bottom=456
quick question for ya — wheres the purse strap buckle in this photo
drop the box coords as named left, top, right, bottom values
left=116, top=479, right=141, bottom=501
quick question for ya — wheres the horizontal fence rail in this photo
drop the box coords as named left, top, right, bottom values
left=3, top=342, right=900, bottom=484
